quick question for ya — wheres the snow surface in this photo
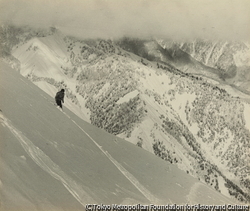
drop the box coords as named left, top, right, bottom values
left=0, top=62, right=234, bottom=210
left=116, top=90, right=139, bottom=104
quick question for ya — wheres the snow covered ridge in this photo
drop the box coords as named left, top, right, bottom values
left=1, top=24, right=250, bottom=203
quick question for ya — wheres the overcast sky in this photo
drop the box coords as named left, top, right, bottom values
left=0, top=0, right=249, bottom=41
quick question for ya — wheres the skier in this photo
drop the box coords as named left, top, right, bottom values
left=55, top=89, right=65, bottom=109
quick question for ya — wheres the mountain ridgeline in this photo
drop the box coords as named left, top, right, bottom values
left=1, top=24, right=250, bottom=203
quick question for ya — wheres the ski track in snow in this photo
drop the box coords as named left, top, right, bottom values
left=0, top=109, right=161, bottom=204
left=0, top=113, right=96, bottom=207
left=69, top=118, right=161, bottom=204
left=186, top=182, right=200, bottom=204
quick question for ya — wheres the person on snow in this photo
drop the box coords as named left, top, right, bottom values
left=55, top=89, right=65, bottom=109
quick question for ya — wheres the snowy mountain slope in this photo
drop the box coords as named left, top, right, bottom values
left=117, top=38, right=223, bottom=81
left=117, top=38, right=250, bottom=95
left=10, top=30, right=90, bottom=122
left=162, top=40, right=250, bottom=93
left=179, top=41, right=250, bottom=69
left=0, top=62, right=235, bottom=210
left=1, top=25, right=250, bottom=203
left=65, top=41, right=250, bottom=202
left=12, top=34, right=67, bottom=78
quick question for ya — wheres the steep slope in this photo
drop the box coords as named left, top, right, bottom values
left=66, top=40, right=250, bottom=202
left=12, top=34, right=67, bottom=78
left=78, top=54, right=250, bottom=202
left=2, top=25, right=250, bottom=203
left=10, top=30, right=90, bottom=122
left=0, top=62, right=235, bottom=210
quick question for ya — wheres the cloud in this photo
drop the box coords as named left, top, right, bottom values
left=0, top=0, right=249, bottom=41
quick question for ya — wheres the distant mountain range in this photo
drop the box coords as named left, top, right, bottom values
left=117, top=37, right=250, bottom=94
left=1, top=24, right=250, bottom=203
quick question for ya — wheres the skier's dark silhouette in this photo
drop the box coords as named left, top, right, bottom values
left=55, top=89, right=65, bottom=109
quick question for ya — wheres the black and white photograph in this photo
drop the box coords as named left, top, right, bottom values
left=0, top=0, right=250, bottom=210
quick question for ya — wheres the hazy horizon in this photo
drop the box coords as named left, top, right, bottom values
left=0, top=0, right=250, bottom=41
